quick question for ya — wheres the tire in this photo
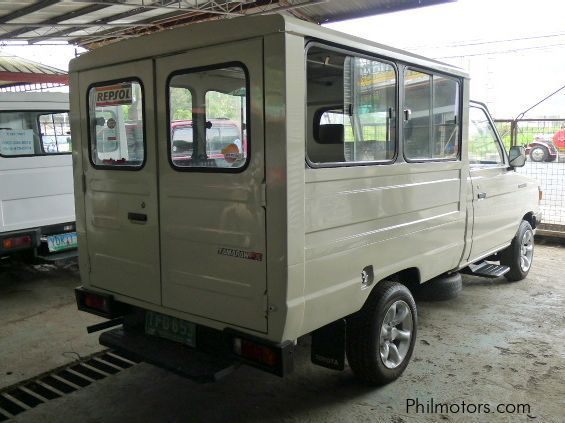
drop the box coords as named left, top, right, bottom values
left=529, top=146, right=547, bottom=162
left=346, top=281, right=417, bottom=385
left=500, top=220, right=534, bottom=281
left=415, top=272, right=462, bottom=301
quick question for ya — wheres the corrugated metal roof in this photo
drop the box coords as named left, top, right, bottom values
left=0, top=0, right=456, bottom=49
left=0, top=55, right=68, bottom=89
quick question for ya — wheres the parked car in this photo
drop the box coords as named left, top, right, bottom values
left=171, top=118, right=245, bottom=165
left=525, top=134, right=558, bottom=162
left=71, top=14, right=541, bottom=386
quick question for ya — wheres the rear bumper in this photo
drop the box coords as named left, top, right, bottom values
left=0, top=221, right=77, bottom=258
left=100, top=327, right=236, bottom=383
left=76, top=287, right=295, bottom=380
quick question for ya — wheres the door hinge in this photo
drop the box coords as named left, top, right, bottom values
left=82, top=174, right=87, bottom=193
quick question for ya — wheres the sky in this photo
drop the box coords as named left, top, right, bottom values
left=326, top=0, right=565, bottom=118
left=0, top=0, right=564, bottom=118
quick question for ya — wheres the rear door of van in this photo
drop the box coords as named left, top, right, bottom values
left=78, top=61, right=161, bottom=304
left=155, top=39, right=268, bottom=332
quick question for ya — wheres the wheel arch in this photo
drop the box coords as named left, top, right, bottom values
left=523, top=212, right=537, bottom=229
left=363, top=267, right=421, bottom=308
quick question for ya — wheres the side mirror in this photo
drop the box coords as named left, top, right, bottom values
left=509, top=145, right=526, bottom=167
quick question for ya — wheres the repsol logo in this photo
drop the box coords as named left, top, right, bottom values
left=217, top=248, right=263, bottom=261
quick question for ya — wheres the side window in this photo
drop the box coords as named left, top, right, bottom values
left=307, top=45, right=397, bottom=165
left=0, top=111, right=70, bottom=157
left=88, top=81, right=145, bottom=168
left=39, top=112, right=71, bottom=153
left=404, top=70, right=459, bottom=160
left=168, top=65, right=248, bottom=170
left=468, top=106, right=504, bottom=165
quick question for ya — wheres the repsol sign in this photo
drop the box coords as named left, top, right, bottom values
left=95, top=83, right=132, bottom=106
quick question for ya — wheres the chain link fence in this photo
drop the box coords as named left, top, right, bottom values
left=495, top=118, right=565, bottom=234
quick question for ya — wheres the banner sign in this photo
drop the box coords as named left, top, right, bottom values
left=0, top=130, right=35, bottom=155
left=95, top=83, right=132, bottom=106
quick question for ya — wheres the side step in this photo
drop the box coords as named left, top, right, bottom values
left=100, top=328, right=236, bottom=383
left=461, top=262, right=510, bottom=278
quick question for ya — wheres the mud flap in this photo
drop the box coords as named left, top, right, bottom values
left=310, top=319, right=346, bottom=371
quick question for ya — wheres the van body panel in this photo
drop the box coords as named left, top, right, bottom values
left=0, top=156, right=74, bottom=231
left=155, top=39, right=267, bottom=332
left=77, top=60, right=161, bottom=305
left=70, top=15, right=540, bottom=352
left=0, top=92, right=75, bottom=258
left=301, top=163, right=465, bottom=333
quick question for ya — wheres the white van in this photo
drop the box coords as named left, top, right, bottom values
left=71, top=15, right=541, bottom=384
left=0, top=92, right=76, bottom=260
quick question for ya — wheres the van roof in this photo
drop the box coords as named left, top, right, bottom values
left=70, top=14, right=467, bottom=79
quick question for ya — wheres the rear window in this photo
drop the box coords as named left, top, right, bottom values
left=168, top=64, right=249, bottom=171
left=0, top=111, right=71, bottom=156
left=88, top=80, right=145, bottom=169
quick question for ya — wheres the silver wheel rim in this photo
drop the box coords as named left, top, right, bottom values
left=520, top=229, right=534, bottom=272
left=379, top=300, right=413, bottom=369
left=531, top=148, right=545, bottom=161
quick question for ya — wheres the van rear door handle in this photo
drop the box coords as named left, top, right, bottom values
left=128, top=212, right=147, bottom=223
left=477, top=192, right=487, bottom=199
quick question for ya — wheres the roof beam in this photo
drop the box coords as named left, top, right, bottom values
left=30, top=5, right=159, bottom=43
left=0, top=0, right=60, bottom=24
left=0, top=3, right=111, bottom=40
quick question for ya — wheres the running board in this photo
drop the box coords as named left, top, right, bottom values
left=461, top=262, right=510, bottom=278
left=100, top=328, right=236, bottom=383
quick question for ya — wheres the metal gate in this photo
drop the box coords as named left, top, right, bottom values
left=495, top=118, right=565, bottom=236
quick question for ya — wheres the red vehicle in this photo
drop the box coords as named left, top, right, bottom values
left=525, top=134, right=558, bottom=162
left=552, top=127, right=565, bottom=151
left=170, top=119, right=246, bottom=165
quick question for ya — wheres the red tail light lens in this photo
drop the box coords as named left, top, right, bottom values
left=234, top=338, right=279, bottom=367
left=84, top=293, right=110, bottom=313
left=2, top=235, right=32, bottom=250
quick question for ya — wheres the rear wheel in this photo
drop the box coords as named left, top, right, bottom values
left=500, top=220, right=534, bottom=281
left=530, top=146, right=547, bottom=162
left=346, top=281, right=417, bottom=385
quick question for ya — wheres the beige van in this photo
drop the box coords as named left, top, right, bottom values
left=71, top=14, right=541, bottom=384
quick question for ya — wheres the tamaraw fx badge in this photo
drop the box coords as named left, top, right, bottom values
left=217, top=248, right=263, bottom=261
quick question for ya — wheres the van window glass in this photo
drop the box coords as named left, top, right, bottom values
left=39, top=112, right=72, bottom=153
left=0, top=111, right=71, bottom=156
left=88, top=81, right=145, bottom=168
left=468, top=106, right=504, bottom=165
left=307, top=46, right=397, bottom=165
left=168, top=66, right=248, bottom=170
left=404, top=70, right=459, bottom=160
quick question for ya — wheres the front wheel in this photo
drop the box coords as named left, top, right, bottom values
left=346, top=281, right=417, bottom=385
left=500, top=220, right=534, bottom=281
left=529, top=146, right=547, bottom=162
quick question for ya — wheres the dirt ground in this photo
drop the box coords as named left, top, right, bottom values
left=1, top=241, right=564, bottom=423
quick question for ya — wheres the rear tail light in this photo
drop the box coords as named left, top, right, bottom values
left=539, top=186, right=543, bottom=203
left=231, top=334, right=294, bottom=376
left=234, top=338, right=279, bottom=367
left=2, top=235, right=32, bottom=250
left=75, top=288, right=116, bottom=318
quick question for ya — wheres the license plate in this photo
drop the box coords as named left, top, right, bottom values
left=47, top=232, right=77, bottom=252
left=145, top=311, right=196, bottom=347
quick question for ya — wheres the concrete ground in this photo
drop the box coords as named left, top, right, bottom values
left=1, top=241, right=564, bottom=423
